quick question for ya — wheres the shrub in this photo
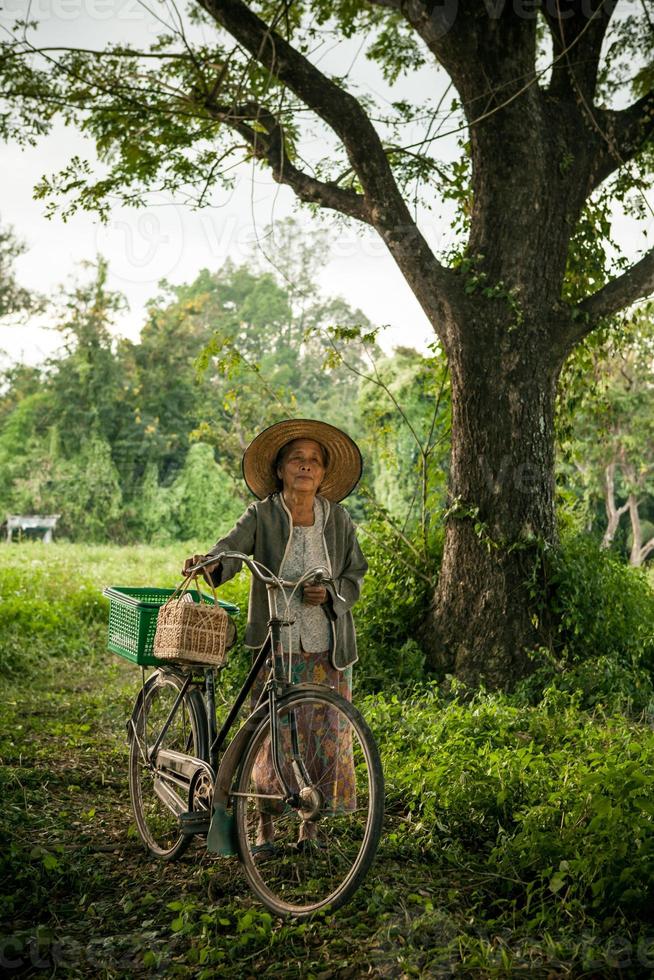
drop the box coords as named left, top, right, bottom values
left=355, top=524, right=654, bottom=703
left=354, top=513, right=441, bottom=691
left=366, top=684, right=654, bottom=929
left=550, top=534, right=654, bottom=668
left=516, top=534, right=654, bottom=711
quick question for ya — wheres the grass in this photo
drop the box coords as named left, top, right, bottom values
left=2, top=543, right=654, bottom=977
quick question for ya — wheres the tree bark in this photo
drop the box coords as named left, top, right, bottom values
left=422, top=308, right=560, bottom=688
left=628, top=493, right=643, bottom=566
left=601, top=462, right=630, bottom=549
left=627, top=492, right=654, bottom=567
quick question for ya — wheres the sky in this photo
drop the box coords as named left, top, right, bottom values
left=0, top=1, right=651, bottom=369
left=0, top=118, right=447, bottom=365
left=0, top=0, right=450, bottom=368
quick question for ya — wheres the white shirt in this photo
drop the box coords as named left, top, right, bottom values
left=279, top=497, right=332, bottom=654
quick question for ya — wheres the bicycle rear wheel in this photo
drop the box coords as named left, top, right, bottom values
left=128, top=669, right=208, bottom=860
left=233, top=687, right=384, bottom=917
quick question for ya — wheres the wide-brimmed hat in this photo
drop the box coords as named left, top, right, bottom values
left=242, top=418, right=363, bottom=502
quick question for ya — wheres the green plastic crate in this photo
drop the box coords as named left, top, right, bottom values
left=103, top=586, right=239, bottom=667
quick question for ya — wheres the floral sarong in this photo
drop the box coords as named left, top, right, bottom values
left=249, top=647, right=356, bottom=813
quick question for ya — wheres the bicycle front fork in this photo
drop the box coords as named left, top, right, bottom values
left=267, top=622, right=313, bottom=806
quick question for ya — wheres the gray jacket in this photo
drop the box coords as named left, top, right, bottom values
left=207, top=493, right=367, bottom=670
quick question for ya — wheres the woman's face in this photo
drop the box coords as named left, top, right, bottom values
left=277, top=439, right=326, bottom=497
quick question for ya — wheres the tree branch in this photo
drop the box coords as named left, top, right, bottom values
left=575, top=247, right=654, bottom=334
left=542, top=0, right=617, bottom=104
left=205, top=100, right=371, bottom=221
left=591, top=87, right=654, bottom=191
left=199, top=0, right=408, bottom=207
left=197, top=0, right=461, bottom=338
left=601, top=460, right=630, bottom=548
left=4, top=45, right=193, bottom=60
left=640, top=535, right=654, bottom=564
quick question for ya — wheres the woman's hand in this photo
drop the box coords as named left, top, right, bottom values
left=302, top=584, right=328, bottom=606
left=182, top=554, right=220, bottom=585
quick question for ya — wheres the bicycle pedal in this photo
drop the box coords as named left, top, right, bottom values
left=178, top=810, right=210, bottom=836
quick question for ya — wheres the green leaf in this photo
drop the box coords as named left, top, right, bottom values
left=549, top=873, right=567, bottom=894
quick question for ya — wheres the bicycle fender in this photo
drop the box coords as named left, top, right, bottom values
left=210, top=682, right=339, bottom=809
left=206, top=803, right=237, bottom=856
left=125, top=667, right=201, bottom=742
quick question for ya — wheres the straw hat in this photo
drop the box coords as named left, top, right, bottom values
left=242, top=419, right=363, bottom=502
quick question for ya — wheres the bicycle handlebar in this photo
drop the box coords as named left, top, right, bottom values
left=187, top=552, right=331, bottom=590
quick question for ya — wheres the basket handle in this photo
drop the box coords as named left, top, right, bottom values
left=163, top=572, right=219, bottom=608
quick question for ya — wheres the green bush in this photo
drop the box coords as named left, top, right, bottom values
left=354, top=513, right=440, bottom=691
left=367, top=684, right=654, bottom=929
left=551, top=535, right=654, bottom=667
left=516, top=534, right=654, bottom=711
left=354, top=524, right=654, bottom=703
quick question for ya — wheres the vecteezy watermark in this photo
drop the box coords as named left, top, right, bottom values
left=0, top=0, right=146, bottom=22
left=477, top=453, right=548, bottom=495
left=0, top=932, right=172, bottom=973
left=414, top=0, right=613, bottom=37
left=94, top=199, right=185, bottom=285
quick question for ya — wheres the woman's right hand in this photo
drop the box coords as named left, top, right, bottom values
left=182, top=554, right=221, bottom=585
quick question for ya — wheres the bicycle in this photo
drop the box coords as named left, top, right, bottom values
left=121, top=552, right=384, bottom=918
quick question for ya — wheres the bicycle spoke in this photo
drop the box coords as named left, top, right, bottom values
left=234, top=690, right=383, bottom=916
left=129, top=671, right=206, bottom=861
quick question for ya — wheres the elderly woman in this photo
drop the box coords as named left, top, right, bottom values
left=183, top=418, right=367, bottom=848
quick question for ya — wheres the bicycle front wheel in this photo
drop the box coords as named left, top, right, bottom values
left=128, top=669, right=208, bottom=861
left=233, top=687, right=384, bottom=917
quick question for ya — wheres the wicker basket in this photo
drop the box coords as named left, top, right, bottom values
left=153, top=580, right=231, bottom=667
left=103, top=585, right=238, bottom=667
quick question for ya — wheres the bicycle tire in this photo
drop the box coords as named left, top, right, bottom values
left=233, top=686, right=384, bottom=917
left=128, top=669, right=208, bottom=861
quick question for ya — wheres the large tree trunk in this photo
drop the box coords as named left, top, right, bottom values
left=422, top=313, right=560, bottom=688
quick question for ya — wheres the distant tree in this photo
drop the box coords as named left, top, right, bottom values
left=132, top=444, right=242, bottom=543
left=151, top=236, right=369, bottom=471
left=9, top=431, right=123, bottom=541
left=0, top=220, right=35, bottom=319
left=0, top=258, right=131, bottom=535
left=0, top=388, right=51, bottom=516
left=358, top=344, right=450, bottom=540
left=46, top=257, right=128, bottom=459
left=0, top=234, right=375, bottom=538
left=170, top=442, right=243, bottom=541
left=132, top=461, right=177, bottom=544
left=0, top=362, right=42, bottom=428
left=258, top=218, right=376, bottom=434
left=561, top=310, right=654, bottom=566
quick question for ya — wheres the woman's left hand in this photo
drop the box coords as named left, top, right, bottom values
left=302, top=584, right=328, bottom=606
